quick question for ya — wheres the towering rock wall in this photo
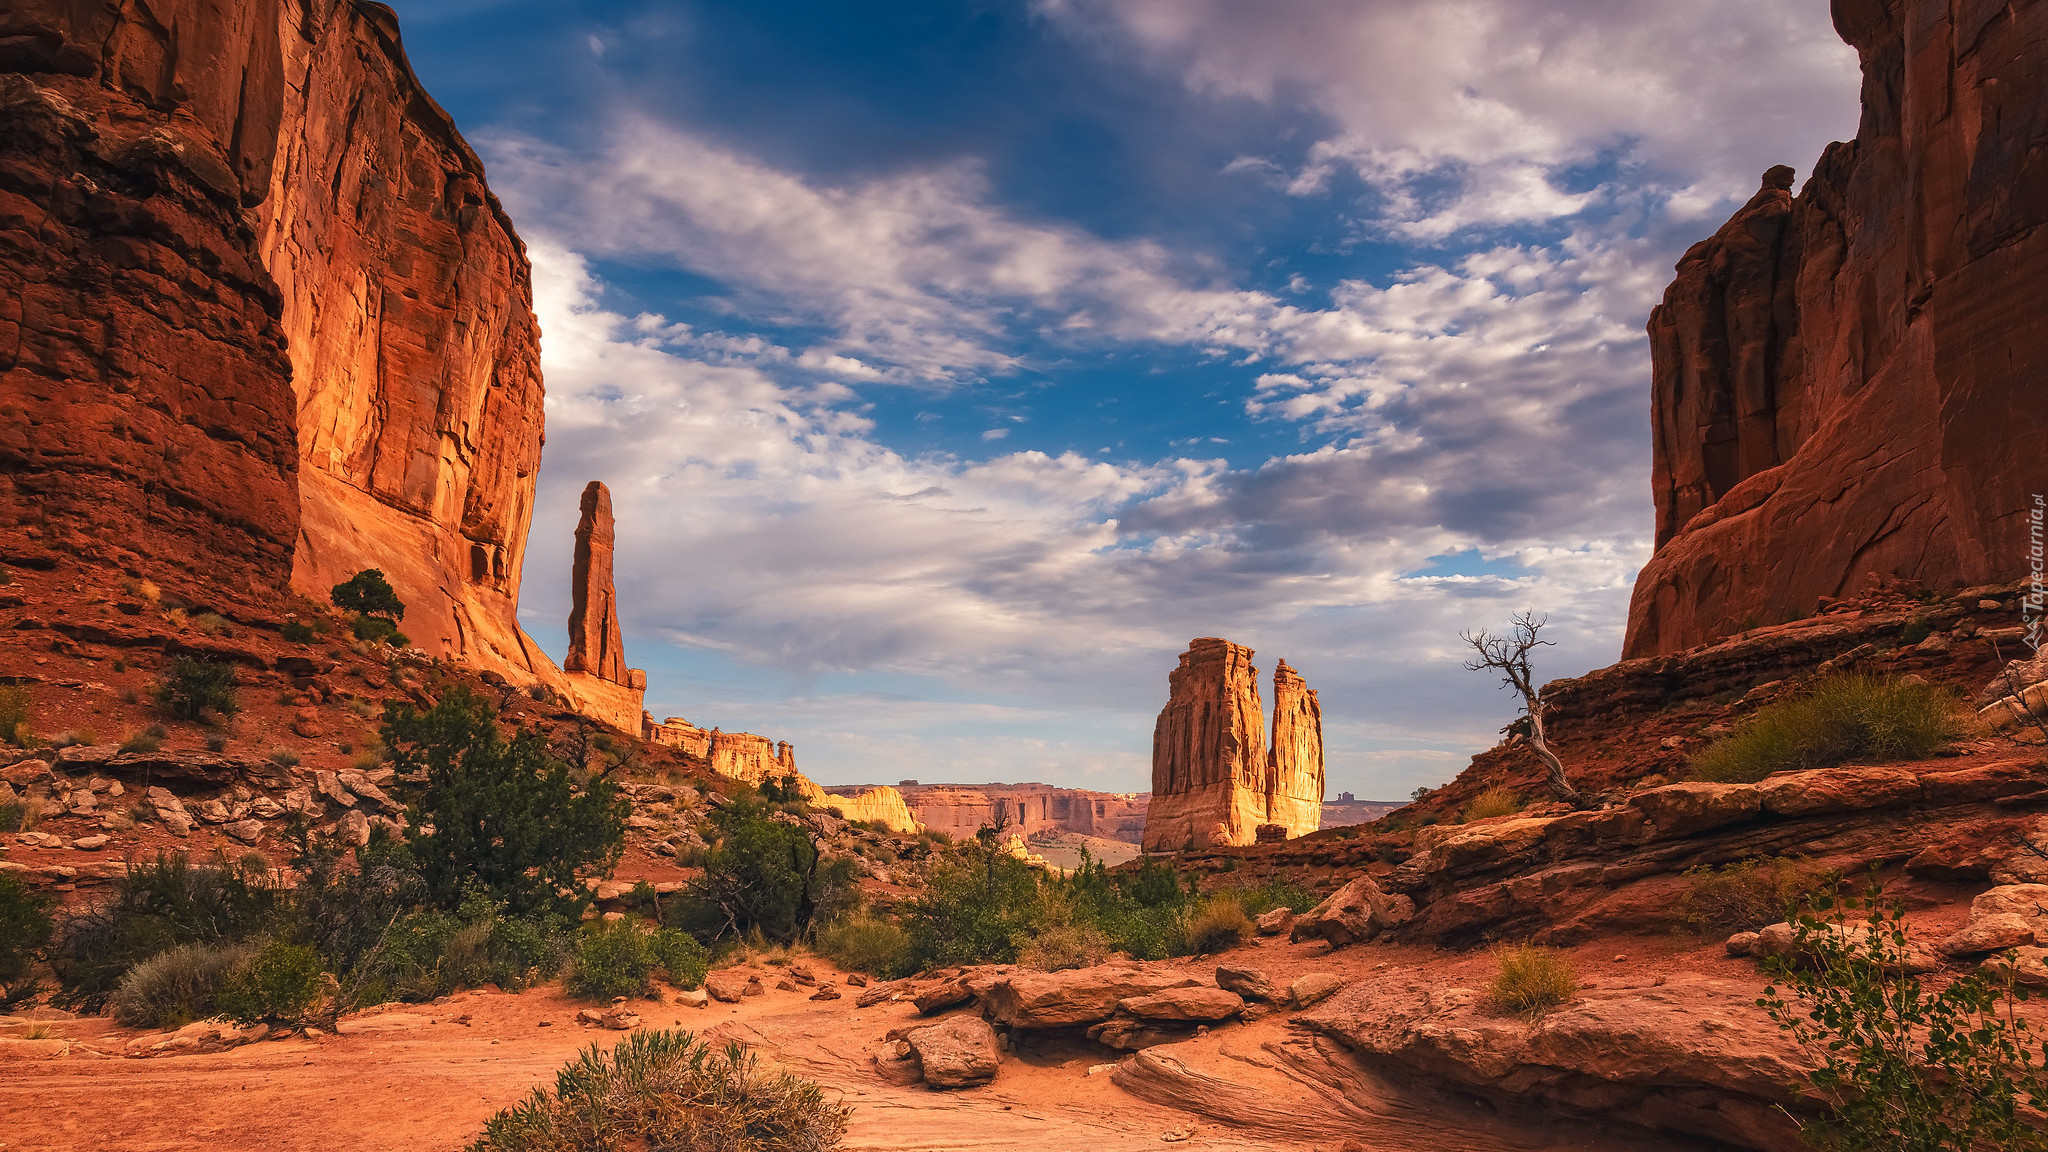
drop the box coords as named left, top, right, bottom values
left=0, top=0, right=563, bottom=686
left=260, top=0, right=550, bottom=678
left=1145, top=638, right=1326, bottom=851
left=0, top=0, right=301, bottom=606
left=1267, top=660, right=1325, bottom=837
left=1626, top=0, right=2048, bottom=657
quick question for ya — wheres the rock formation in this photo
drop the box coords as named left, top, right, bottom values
left=1144, top=639, right=1323, bottom=850
left=1266, top=659, right=1325, bottom=836
left=0, top=0, right=573, bottom=688
left=815, top=785, right=921, bottom=834
left=558, top=481, right=646, bottom=728
left=0, top=0, right=303, bottom=605
left=1626, top=0, right=2048, bottom=657
left=896, top=783, right=1148, bottom=843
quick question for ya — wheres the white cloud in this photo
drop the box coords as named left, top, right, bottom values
left=1036, top=0, right=1859, bottom=237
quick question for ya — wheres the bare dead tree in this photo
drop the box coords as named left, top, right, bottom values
left=1463, top=611, right=1591, bottom=809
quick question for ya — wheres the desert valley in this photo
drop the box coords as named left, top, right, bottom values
left=3, top=1, right=2048, bottom=1150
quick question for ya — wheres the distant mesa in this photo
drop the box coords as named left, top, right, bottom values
left=892, top=783, right=1148, bottom=844
left=1143, top=638, right=1324, bottom=851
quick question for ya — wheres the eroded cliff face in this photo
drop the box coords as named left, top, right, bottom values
left=1145, top=639, right=1323, bottom=850
left=260, top=0, right=550, bottom=677
left=0, top=0, right=300, bottom=606
left=896, top=783, right=1148, bottom=843
left=1626, top=0, right=2048, bottom=658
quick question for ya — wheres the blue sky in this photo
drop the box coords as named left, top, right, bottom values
left=389, top=0, right=1862, bottom=797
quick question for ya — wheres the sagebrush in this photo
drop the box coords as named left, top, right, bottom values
left=1691, top=675, right=1961, bottom=783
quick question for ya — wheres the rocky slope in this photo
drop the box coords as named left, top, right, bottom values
left=1627, top=0, right=2048, bottom=657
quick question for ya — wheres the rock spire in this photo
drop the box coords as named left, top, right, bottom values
left=1143, top=639, right=1323, bottom=850
left=565, top=481, right=626, bottom=683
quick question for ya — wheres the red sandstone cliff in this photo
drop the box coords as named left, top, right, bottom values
left=260, top=0, right=549, bottom=675
left=0, top=0, right=567, bottom=688
left=0, top=0, right=301, bottom=605
left=1627, top=0, right=2048, bottom=657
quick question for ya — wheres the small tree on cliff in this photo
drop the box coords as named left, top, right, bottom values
left=1462, top=611, right=1590, bottom=809
left=331, top=569, right=405, bottom=621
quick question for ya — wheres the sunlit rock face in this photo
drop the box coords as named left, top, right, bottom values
left=1144, top=639, right=1323, bottom=850
left=1627, top=0, right=2048, bottom=657
left=262, top=0, right=550, bottom=681
left=0, top=0, right=302, bottom=606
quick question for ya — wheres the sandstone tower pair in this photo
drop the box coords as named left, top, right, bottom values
left=1144, top=638, right=1324, bottom=850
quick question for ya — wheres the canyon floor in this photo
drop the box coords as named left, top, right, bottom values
left=0, top=929, right=1747, bottom=1152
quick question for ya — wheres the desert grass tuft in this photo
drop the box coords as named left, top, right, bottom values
left=1461, top=786, right=1523, bottom=822
left=1488, top=943, right=1578, bottom=1018
left=1691, top=674, right=1962, bottom=783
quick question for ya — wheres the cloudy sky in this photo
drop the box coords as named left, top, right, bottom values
left=392, top=0, right=1862, bottom=798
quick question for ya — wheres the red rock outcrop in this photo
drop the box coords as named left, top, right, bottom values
left=259, top=0, right=550, bottom=677
left=896, top=783, right=1148, bottom=843
left=1266, top=659, right=1324, bottom=836
left=0, top=0, right=301, bottom=606
left=1627, top=0, right=2048, bottom=657
left=1145, top=639, right=1323, bottom=850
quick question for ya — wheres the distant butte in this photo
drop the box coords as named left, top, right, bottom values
left=1144, top=639, right=1325, bottom=850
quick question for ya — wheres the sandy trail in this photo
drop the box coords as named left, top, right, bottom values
left=0, top=950, right=1702, bottom=1152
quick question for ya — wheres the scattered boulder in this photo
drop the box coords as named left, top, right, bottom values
left=742, top=976, right=766, bottom=998
left=1086, top=1017, right=1190, bottom=1051
left=705, top=970, right=752, bottom=1003
left=1754, top=921, right=1939, bottom=975
left=1981, top=946, right=2048, bottom=987
left=71, top=835, right=108, bottom=851
left=904, top=1014, right=1000, bottom=1088
left=847, top=973, right=869, bottom=988
left=676, top=989, right=709, bottom=1009
left=1254, top=907, right=1295, bottom=936
left=1289, top=878, right=1413, bottom=948
left=809, top=983, right=841, bottom=1001
left=1968, top=885, right=2048, bottom=935
left=1118, top=987, right=1244, bottom=1023
left=1214, top=963, right=1282, bottom=1003
left=913, top=977, right=975, bottom=1015
left=224, top=820, right=265, bottom=845
left=982, top=967, right=1203, bottom=1029
left=1724, top=931, right=1760, bottom=958
left=600, top=1008, right=641, bottom=1030
left=1288, top=973, right=1344, bottom=1008
left=336, top=809, right=370, bottom=847
left=1939, top=913, right=2036, bottom=958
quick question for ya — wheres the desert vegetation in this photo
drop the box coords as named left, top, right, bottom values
left=1675, top=855, right=1831, bottom=936
left=468, top=1030, right=848, bottom=1152
left=1487, top=943, right=1579, bottom=1017
left=1690, top=674, right=1962, bottom=783
left=1761, top=892, right=2048, bottom=1151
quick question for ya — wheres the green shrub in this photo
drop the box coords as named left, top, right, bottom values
left=1461, top=786, right=1523, bottom=822
left=1015, top=922, right=1112, bottom=972
left=216, top=938, right=324, bottom=1025
left=566, top=921, right=657, bottom=1001
left=1236, top=878, right=1318, bottom=917
left=814, top=913, right=913, bottom=978
left=903, top=852, right=1046, bottom=970
left=351, top=615, right=409, bottom=646
left=385, top=687, right=626, bottom=917
left=1676, top=855, right=1828, bottom=936
left=191, top=612, right=228, bottom=637
left=0, top=873, right=54, bottom=1008
left=0, top=685, right=32, bottom=746
left=268, top=747, right=300, bottom=768
left=1488, top=943, right=1578, bottom=1017
left=1691, top=675, right=1962, bottom=783
left=649, top=928, right=709, bottom=990
left=0, top=800, right=37, bottom=834
left=153, top=657, right=240, bottom=722
left=680, top=799, right=858, bottom=944
left=110, top=941, right=254, bottom=1029
left=331, top=569, right=405, bottom=621
left=281, top=621, right=317, bottom=644
left=468, top=1030, right=848, bottom=1152
left=1761, top=892, right=2048, bottom=1152
left=1899, top=617, right=1932, bottom=646
left=51, top=849, right=277, bottom=1011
